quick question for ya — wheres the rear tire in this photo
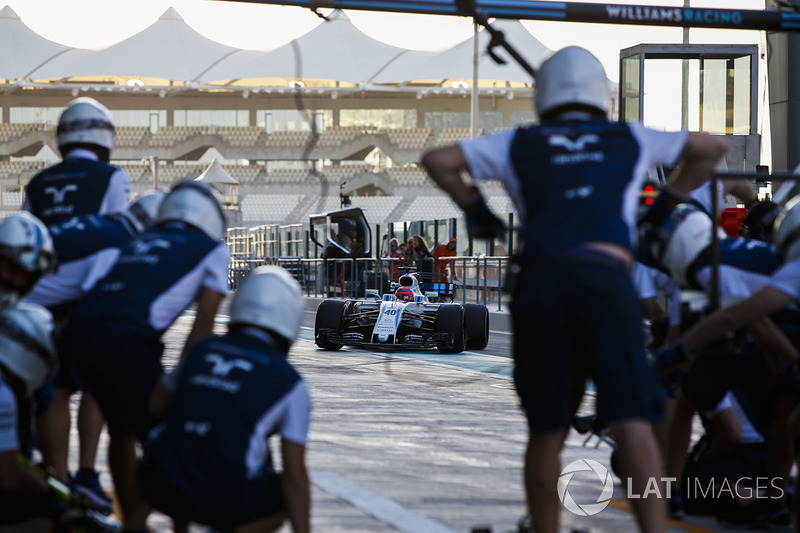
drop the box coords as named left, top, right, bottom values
left=315, top=300, right=345, bottom=350
left=464, top=304, right=489, bottom=350
left=435, top=304, right=466, bottom=354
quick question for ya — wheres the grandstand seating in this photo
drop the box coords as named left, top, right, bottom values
left=1, top=191, right=21, bottom=208
left=397, top=195, right=462, bottom=222
left=116, top=126, right=149, bottom=147
left=317, top=125, right=372, bottom=147
left=222, top=165, right=262, bottom=185
left=217, top=126, right=263, bottom=147
left=0, top=160, right=44, bottom=179
left=427, top=128, right=480, bottom=148
left=382, top=128, right=432, bottom=150
left=240, top=194, right=303, bottom=223
left=153, top=165, right=204, bottom=187
left=387, top=167, right=429, bottom=187
left=264, top=131, right=313, bottom=148
left=0, top=123, right=39, bottom=142
left=304, top=195, right=403, bottom=224
left=148, top=126, right=206, bottom=148
left=116, top=163, right=149, bottom=183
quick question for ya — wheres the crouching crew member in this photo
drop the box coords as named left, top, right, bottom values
left=141, top=266, right=311, bottom=533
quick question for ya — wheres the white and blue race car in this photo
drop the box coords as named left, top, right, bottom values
left=314, top=271, right=489, bottom=354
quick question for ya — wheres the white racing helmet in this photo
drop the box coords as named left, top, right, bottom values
left=120, top=190, right=167, bottom=234
left=660, top=204, right=724, bottom=287
left=535, top=46, right=611, bottom=117
left=773, top=195, right=800, bottom=262
left=0, top=303, right=57, bottom=396
left=56, top=97, right=115, bottom=156
left=228, top=265, right=303, bottom=347
left=0, top=212, right=56, bottom=309
left=156, top=180, right=226, bottom=241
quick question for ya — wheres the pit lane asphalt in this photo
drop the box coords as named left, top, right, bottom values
left=68, top=299, right=741, bottom=532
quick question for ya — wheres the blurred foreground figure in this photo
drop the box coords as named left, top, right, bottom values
left=422, top=46, right=727, bottom=532
left=141, top=266, right=311, bottom=533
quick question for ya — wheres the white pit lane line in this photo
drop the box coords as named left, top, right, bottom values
left=311, top=472, right=457, bottom=533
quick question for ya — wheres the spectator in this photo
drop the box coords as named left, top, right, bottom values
left=432, top=237, right=458, bottom=281
left=383, top=238, right=403, bottom=279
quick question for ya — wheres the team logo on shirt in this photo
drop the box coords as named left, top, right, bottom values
left=188, top=353, right=253, bottom=394
left=44, top=184, right=78, bottom=204
left=118, top=239, right=171, bottom=265
left=204, top=354, right=253, bottom=377
left=548, top=134, right=604, bottom=165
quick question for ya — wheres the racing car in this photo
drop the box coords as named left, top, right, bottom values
left=314, top=271, right=489, bottom=353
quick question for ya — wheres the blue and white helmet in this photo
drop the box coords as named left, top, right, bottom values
left=156, top=181, right=226, bottom=241
left=0, top=212, right=56, bottom=309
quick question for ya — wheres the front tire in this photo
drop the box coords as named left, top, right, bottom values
left=315, top=300, right=346, bottom=350
left=435, top=304, right=466, bottom=354
left=464, top=304, right=489, bottom=350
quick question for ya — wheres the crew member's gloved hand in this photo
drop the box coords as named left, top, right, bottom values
left=460, top=186, right=505, bottom=240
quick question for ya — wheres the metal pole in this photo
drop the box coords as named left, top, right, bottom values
left=471, top=22, right=479, bottom=138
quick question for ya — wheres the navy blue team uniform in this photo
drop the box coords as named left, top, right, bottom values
left=23, top=149, right=130, bottom=226
left=24, top=214, right=137, bottom=394
left=139, top=328, right=310, bottom=527
left=24, top=214, right=136, bottom=318
left=459, top=119, right=689, bottom=430
left=61, top=223, right=229, bottom=440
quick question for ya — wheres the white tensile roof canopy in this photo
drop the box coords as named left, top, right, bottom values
left=0, top=5, right=550, bottom=88
left=29, top=7, right=240, bottom=81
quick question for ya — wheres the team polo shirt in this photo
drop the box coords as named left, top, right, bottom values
left=460, top=120, right=686, bottom=258
left=23, top=214, right=135, bottom=308
left=692, top=238, right=781, bottom=298
left=147, top=328, right=310, bottom=491
left=67, top=223, right=229, bottom=340
left=23, top=149, right=130, bottom=226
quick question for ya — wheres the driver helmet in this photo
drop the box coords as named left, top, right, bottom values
left=395, top=287, right=414, bottom=302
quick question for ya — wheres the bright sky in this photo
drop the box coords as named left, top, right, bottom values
left=4, top=0, right=766, bottom=81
